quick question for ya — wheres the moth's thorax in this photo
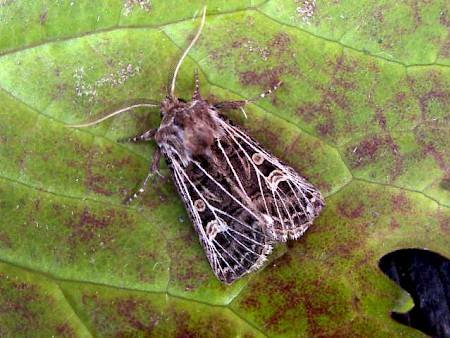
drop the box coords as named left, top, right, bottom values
left=156, top=96, right=223, bottom=162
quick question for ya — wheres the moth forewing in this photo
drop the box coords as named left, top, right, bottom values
left=68, top=6, right=325, bottom=284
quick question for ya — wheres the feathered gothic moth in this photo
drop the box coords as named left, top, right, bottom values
left=70, top=7, right=325, bottom=284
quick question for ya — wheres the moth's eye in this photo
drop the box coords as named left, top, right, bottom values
left=194, top=199, right=206, bottom=212
left=252, top=152, right=264, bottom=165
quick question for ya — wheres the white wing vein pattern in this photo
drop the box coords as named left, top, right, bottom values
left=161, top=115, right=319, bottom=280
left=169, top=155, right=242, bottom=275
left=167, top=151, right=270, bottom=278
left=219, top=119, right=316, bottom=240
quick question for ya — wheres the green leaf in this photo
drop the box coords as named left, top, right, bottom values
left=0, top=1, right=448, bottom=336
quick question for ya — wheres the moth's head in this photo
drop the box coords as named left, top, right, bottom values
left=161, top=95, right=185, bottom=113
left=159, top=96, right=187, bottom=127
left=156, top=97, right=221, bottom=159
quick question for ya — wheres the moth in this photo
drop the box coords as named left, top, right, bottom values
left=69, top=7, right=325, bottom=284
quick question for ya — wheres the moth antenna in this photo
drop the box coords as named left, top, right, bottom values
left=66, top=103, right=159, bottom=128
left=244, top=81, right=283, bottom=104
left=170, top=6, right=206, bottom=97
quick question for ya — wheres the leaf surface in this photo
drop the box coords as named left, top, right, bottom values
left=0, top=1, right=448, bottom=336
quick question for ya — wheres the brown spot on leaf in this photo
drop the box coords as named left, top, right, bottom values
left=231, top=38, right=244, bottom=48
left=373, top=8, right=384, bottom=22
left=409, top=70, right=449, bottom=121
left=317, top=119, right=335, bottom=136
left=412, top=1, right=422, bottom=28
left=439, top=10, right=450, bottom=26
left=0, top=230, right=12, bottom=248
left=396, top=92, right=407, bottom=103
left=81, top=294, right=165, bottom=335
left=67, top=207, right=112, bottom=245
left=239, top=68, right=282, bottom=89
left=439, top=34, right=449, bottom=58
left=166, top=228, right=210, bottom=289
left=390, top=218, right=400, bottom=229
left=56, top=324, right=75, bottom=337
left=34, top=198, right=41, bottom=212
left=269, top=32, right=292, bottom=54
left=295, top=54, right=364, bottom=137
left=0, top=277, right=38, bottom=323
left=85, top=148, right=112, bottom=196
left=295, top=102, right=323, bottom=123
left=263, top=280, right=302, bottom=331
left=39, top=5, right=47, bottom=25
left=391, top=192, right=411, bottom=210
left=250, top=124, right=280, bottom=146
left=337, top=201, right=366, bottom=219
left=414, top=127, right=449, bottom=174
left=374, top=108, right=387, bottom=130
left=241, top=271, right=348, bottom=336
left=440, top=178, right=450, bottom=191
left=437, top=210, right=450, bottom=235
left=239, top=296, right=262, bottom=311
left=113, top=155, right=133, bottom=169
left=347, top=135, right=404, bottom=180
left=117, top=298, right=154, bottom=332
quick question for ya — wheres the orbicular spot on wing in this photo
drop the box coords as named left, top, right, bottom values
left=251, top=152, right=264, bottom=165
left=194, top=199, right=206, bottom=212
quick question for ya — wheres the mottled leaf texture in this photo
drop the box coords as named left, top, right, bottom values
left=0, top=1, right=448, bottom=337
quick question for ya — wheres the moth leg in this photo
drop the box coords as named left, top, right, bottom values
left=118, top=128, right=157, bottom=143
left=124, top=147, right=163, bottom=205
left=214, top=81, right=282, bottom=109
left=192, top=68, right=201, bottom=100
